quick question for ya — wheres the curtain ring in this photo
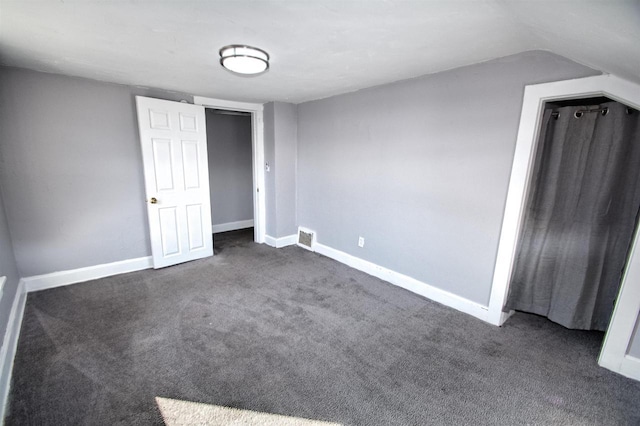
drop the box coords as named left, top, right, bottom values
left=601, top=108, right=609, bottom=116
left=574, top=111, right=583, bottom=118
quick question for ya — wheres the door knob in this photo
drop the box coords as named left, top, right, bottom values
left=149, top=197, right=158, bottom=204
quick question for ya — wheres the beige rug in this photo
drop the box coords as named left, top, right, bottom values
left=156, top=397, right=342, bottom=426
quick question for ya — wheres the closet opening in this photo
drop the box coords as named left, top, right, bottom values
left=504, top=95, right=640, bottom=346
left=205, top=108, right=256, bottom=251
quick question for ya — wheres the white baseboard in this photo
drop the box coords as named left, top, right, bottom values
left=212, top=219, right=254, bottom=234
left=0, top=279, right=27, bottom=421
left=619, top=355, right=640, bottom=381
left=23, top=256, right=153, bottom=293
left=314, top=243, right=491, bottom=323
left=264, top=234, right=297, bottom=249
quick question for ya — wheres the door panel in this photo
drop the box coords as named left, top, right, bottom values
left=179, top=113, right=198, bottom=132
left=181, top=141, right=201, bottom=189
left=136, top=96, right=213, bottom=268
left=152, top=138, right=176, bottom=191
left=186, top=204, right=205, bottom=250
left=159, top=207, right=180, bottom=256
left=150, top=109, right=171, bottom=130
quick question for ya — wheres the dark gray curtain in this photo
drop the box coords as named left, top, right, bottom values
left=504, top=101, right=640, bottom=331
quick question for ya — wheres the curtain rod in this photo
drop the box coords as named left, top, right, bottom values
left=550, top=107, right=636, bottom=120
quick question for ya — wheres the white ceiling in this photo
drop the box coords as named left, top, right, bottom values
left=0, top=1, right=638, bottom=104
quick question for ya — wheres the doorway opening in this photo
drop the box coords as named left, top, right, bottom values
left=193, top=96, right=266, bottom=246
left=504, top=95, right=640, bottom=345
left=205, top=108, right=255, bottom=250
left=487, top=75, right=640, bottom=379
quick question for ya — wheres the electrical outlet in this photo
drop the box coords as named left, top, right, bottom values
left=265, top=162, right=271, bottom=172
left=358, top=237, right=365, bottom=247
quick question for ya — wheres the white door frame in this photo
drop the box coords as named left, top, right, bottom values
left=193, top=96, right=265, bottom=244
left=487, top=74, right=640, bottom=379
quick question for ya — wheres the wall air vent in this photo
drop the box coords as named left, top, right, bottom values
left=297, top=227, right=316, bottom=251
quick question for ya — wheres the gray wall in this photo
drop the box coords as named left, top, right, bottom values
left=0, top=67, right=191, bottom=277
left=263, top=102, right=298, bottom=239
left=0, top=190, right=20, bottom=348
left=273, top=102, right=297, bottom=238
left=205, top=111, right=253, bottom=226
left=296, top=51, right=599, bottom=306
left=264, top=103, right=277, bottom=237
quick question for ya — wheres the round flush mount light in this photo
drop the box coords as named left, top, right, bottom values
left=219, top=45, right=269, bottom=75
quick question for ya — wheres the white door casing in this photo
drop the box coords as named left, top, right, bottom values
left=192, top=96, right=265, bottom=244
left=136, top=96, right=213, bottom=268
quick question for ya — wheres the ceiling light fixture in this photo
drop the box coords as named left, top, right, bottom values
left=219, top=45, right=269, bottom=75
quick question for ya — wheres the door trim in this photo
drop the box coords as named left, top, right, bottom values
left=487, top=74, right=640, bottom=379
left=193, top=96, right=265, bottom=244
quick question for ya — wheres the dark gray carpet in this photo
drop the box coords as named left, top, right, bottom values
left=5, top=228, right=640, bottom=425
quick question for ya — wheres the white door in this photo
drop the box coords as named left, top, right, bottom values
left=135, top=96, right=213, bottom=268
